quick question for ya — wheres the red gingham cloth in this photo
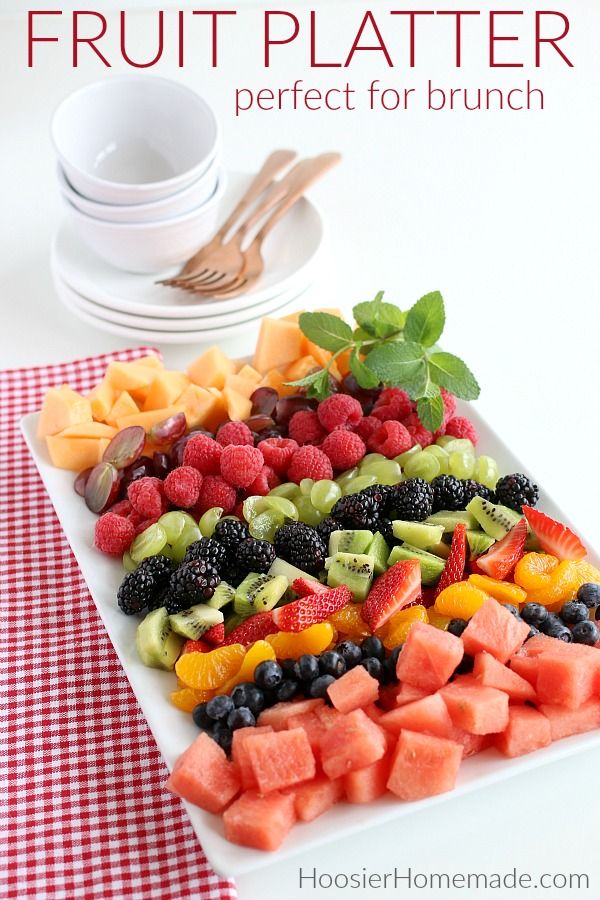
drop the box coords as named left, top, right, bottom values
left=0, top=348, right=236, bottom=900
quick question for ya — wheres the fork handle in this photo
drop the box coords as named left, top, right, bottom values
left=216, top=149, right=297, bottom=238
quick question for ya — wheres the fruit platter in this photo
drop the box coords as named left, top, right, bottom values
left=21, top=292, right=600, bottom=876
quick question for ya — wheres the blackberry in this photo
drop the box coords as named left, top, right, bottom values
left=183, top=537, right=227, bottom=571
left=331, top=492, right=380, bottom=529
left=166, top=559, right=220, bottom=613
left=361, top=483, right=395, bottom=511
left=431, top=475, right=465, bottom=512
left=135, top=555, right=176, bottom=611
left=237, top=537, right=276, bottom=575
left=213, top=518, right=250, bottom=555
left=390, top=478, right=433, bottom=521
left=494, top=473, right=539, bottom=512
left=117, top=568, right=158, bottom=615
left=376, top=516, right=396, bottom=547
left=316, top=517, right=340, bottom=545
left=274, top=522, right=326, bottom=575
left=460, top=480, right=495, bottom=506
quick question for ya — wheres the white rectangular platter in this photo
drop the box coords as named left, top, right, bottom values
left=21, top=405, right=600, bottom=878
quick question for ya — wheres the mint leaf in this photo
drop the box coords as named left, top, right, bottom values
left=364, top=341, right=425, bottom=385
left=285, top=369, right=325, bottom=389
left=428, top=352, right=480, bottom=400
left=299, top=312, right=353, bottom=352
left=286, top=368, right=330, bottom=401
left=354, top=291, right=405, bottom=339
left=353, top=326, right=373, bottom=341
left=404, top=291, right=445, bottom=347
left=417, top=390, right=444, bottom=431
left=349, top=349, right=380, bottom=389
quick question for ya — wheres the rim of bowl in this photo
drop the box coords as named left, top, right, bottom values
left=64, top=166, right=228, bottom=230
left=51, top=75, right=220, bottom=195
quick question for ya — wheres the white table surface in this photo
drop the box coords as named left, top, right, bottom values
left=2, top=2, right=600, bottom=897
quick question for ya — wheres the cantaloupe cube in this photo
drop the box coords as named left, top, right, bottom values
left=440, top=679, right=509, bottom=734
left=87, top=379, right=116, bottom=422
left=59, top=422, right=117, bottom=439
left=45, top=435, right=111, bottom=471
left=223, top=790, right=296, bottom=851
left=258, top=368, right=297, bottom=397
left=291, top=776, right=344, bottom=822
left=387, top=730, right=462, bottom=801
left=320, top=709, right=387, bottom=780
left=222, top=386, right=252, bottom=421
left=236, top=364, right=261, bottom=385
left=187, top=346, right=236, bottom=390
left=336, top=348, right=352, bottom=377
left=494, top=706, right=551, bottom=758
left=105, top=391, right=139, bottom=427
left=380, top=692, right=454, bottom=739
left=165, top=732, right=240, bottom=813
left=115, top=406, right=180, bottom=432
left=244, top=728, right=316, bottom=793
left=253, top=318, right=304, bottom=373
left=344, top=755, right=391, bottom=803
left=37, top=385, right=92, bottom=437
left=143, top=370, right=190, bottom=411
left=284, top=355, right=320, bottom=382
left=136, top=354, right=163, bottom=369
left=176, top=384, right=224, bottom=430
left=223, top=373, right=258, bottom=401
left=105, top=361, right=158, bottom=392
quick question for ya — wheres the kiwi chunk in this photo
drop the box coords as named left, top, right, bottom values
left=268, top=557, right=321, bottom=585
left=169, top=604, right=224, bottom=640
left=392, top=520, right=444, bottom=550
left=466, top=530, right=495, bottom=557
left=135, top=607, right=184, bottom=670
left=387, top=544, right=445, bottom=585
left=425, top=510, right=479, bottom=533
left=466, top=496, right=522, bottom=540
left=206, top=581, right=236, bottom=610
left=328, top=529, right=374, bottom=556
left=366, top=532, right=390, bottom=575
left=326, top=552, right=374, bottom=601
left=234, top=573, right=288, bottom=617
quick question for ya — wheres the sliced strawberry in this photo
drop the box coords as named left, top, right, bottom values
left=361, top=560, right=421, bottom=631
left=181, top=638, right=211, bottom=655
left=291, top=577, right=330, bottom=597
left=523, top=505, right=587, bottom=561
left=221, top=611, right=278, bottom=646
left=476, top=518, right=527, bottom=580
left=271, top=586, right=352, bottom=633
left=434, top=522, right=467, bottom=598
left=203, top=622, right=225, bottom=646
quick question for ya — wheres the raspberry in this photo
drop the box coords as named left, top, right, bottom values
left=216, top=421, right=254, bottom=447
left=441, top=388, right=457, bottom=424
left=247, top=464, right=280, bottom=496
left=132, top=516, right=160, bottom=536
left=220, top=444, right=264, bottom=488
left=107, top=499, right=133, bottom=517
left=368, top=420, right=413, bottom=457
left=127, top=477, right=165, bottom=519
left=194, top=475, right=237, bottom=516
left=94, top=512, right=135, bottom=556
left=317, top=394, right=362, bottom=431
left=287, top=445, right=333, bottom=483
left=321, top=429, right=366, bottom=470
left=258, top=437, right=299, bottom=474
left=183, top=433, right=222, bottom=475
left=163, top=466, right=203, bottom=508
left=353, top=416, right=380, bottom=442
left=402, top=413, right=434, bottom=448
left=445, top=416, right=478, bottom=445
left=288, top=410, right=325, bottom=446
left=372, top=387, right=412, bottom=421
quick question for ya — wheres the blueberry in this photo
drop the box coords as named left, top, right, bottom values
left=308, top=674, right=336, bottom=699
left=454, top=653, right=474, bottom=675
left=227, top=706, right=256, bottom=730
left=231, top=682, right=266, bottom=715
left=192, top=702, right=212, bottom=730
left=577, top=583, right=600, bottom=609
left=521, top=602, right=549, bottom=627
left=361, top=657, right=384, bottom=682
left=206, top=694, right=235, bottom=721
left=388, top=645, right=403, bottom=668
left=541, top=614, right=572, bottom=642
left=276, top=679, right=299, bottom=702
left=361, top=636, right=385, bottom=661
left=502, top=604, right=521, bottom=618
left=280, top=658, right=297, bottom=678
left=525, top=624, right=540, bottom=640
left=571, top=620, right=599, bottom=646
left=254, top=660, right=283, bottom=691
left=211, top=722, right=233, bottom=753
left=294, top=654, right=320, bottom=682
left=448, top=618, right=468, bottom=637
left=336, top=640, right=362, bottom=668
left=560, top=601, right=589, bottom=625
left=319, top=651, right=346, bottom=678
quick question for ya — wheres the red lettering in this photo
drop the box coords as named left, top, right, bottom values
left=437, top=10, right=480, bottom=67
left=311, top=10, right=340, bottom=67
left=73, top=11, right=110, bottom=67
left=120, top=11, right=163, bottom=68
left=264, top=11, right=300, bottom=67
left=535, top=11, right=573, bottom=67
left=489, top=11, right=524, bottom=68
left=344, top=11, right=393, bottom=67
left=28, top=10, right=61, bottom=67
left=391, top=11, right=434, bottom=67
left=192, top=11, right=236, bottom=67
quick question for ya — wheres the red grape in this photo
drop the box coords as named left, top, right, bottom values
left=103, top=425, right=145, bottom=470
left=74, top=467, right=93, bottom=497
left=245, top=414, right=276, bottom=433
left=250, top=386, right=278, bottom=417
left=148, top=411, right=187, bottom=445
left=84, top=462, right=121, bottom=513
left=274, top=395, right=318, bottom=426
left=152, top=452, right=171, bottom=479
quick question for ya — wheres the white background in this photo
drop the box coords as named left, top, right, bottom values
left=2, top=1, right=600, bottom=898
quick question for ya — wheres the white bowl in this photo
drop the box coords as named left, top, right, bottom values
left=57, top=158, right=220, bottom=224
left=51, top=75, right=219, bottom=205
left=64, top=167, right=227, bottom=274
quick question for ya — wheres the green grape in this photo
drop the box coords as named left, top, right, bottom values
left=404, top=452, right=441, bottom=482
left=122, top=550, right=137, bottom=572
left=449, top=450, right=476, bottom=479
left=158, top=510, right=192, bottom=544
left=299, top=478, right=314, bottom=496
left=171, top=522, right=202, bottom=562
left=439, top=437, right=475, bottom=455
left=360, top=459, right=402, bottom=485
left=130, top=523, right=168, bottom=563
left=295, top=495, right=324, bottom=526
left=249, top=510, right=283, bottom=541
left=242, top=495, right=267, bottom=521
left=269, top=482, right=299, bottom=500
left=476, top=455, right=500, bottom=490
left=422, top=445, right=449, bottom=475
left=343, top=474, right=377, bottom=495
left=394, top=445, right=421, bottom=467
left=263, top=496, right=299, bottom=520
left=360, top=453, right=386, bottom=469
left=199, top=506, right=223, bottom=537
left=335, top=466, right=359, bottom=490
left=310, top=479, right=342, bottom=514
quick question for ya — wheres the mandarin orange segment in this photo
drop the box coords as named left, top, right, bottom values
left=433, top=581, right=489, bottom=619
left=513, top=552, right=558, bottom=592
left=175, top=643, right=245, bottom=690
left=220, top=640, right=276, bottom=693
left=327, top=604, right=371, bottom=641
left=468, top=574, right=527, bottom=605
left=266, top=623, right=334, bottom=659
left=525, top=559, right=600, bottom=606
left=428, top=610, right=452, bottom=631
left=381, top=605, right=429, bottom=649
left=170, top=687, right=214, bottom=713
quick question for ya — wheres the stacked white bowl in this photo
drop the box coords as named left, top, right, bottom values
left=52, top=75, right=225, bottom=274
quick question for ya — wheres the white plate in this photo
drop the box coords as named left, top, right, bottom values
left=51, top=171, right=323, bottom=318
left=21, top=404, right=600, bottom=878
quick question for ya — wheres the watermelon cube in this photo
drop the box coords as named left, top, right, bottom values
left=387, top=730, right=462, bottom=801
left=396, top=622, right=464, bottom=691
left=494, top=706, right=551, bottom=757
left=320, top=708, right=387, bottom=780
left=291, top=776, right=344, bottom=822
left=223, top=790, right=296, bottom=851
left=441, top=680, right=509, bottom=734
left=540, top=698, right=600, bottom=740
left=380, top=692, right=454, bottom=739
left=344, top=755, right=391, bottom=803
left=462, top=598, right=530, bottom=663
left=394, top=683, right=430, bottom=707
left=286, top=710, right=323, bottom=755
left=231, top=725, right=273, bottom=791
left=316, top=704, right=344, bottom=731
left=327, top=665, right=380, bottom=714
left=449, top=728, right=492, bottom=758
left=363, top=702, right=386, bottom=724
left=536, top=652, right=595, bottom=710
left=473, top=651, right=536, bottom=702
left=245, top=727, right=316, bottom=793
left=165, top=732, right=240, bottom=813
left=257, top=698, right=324, bottom=730
left=509, top=655, right=539, bottom=687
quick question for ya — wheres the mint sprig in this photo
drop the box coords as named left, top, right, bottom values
left=287, top=291, right=480, bottom=430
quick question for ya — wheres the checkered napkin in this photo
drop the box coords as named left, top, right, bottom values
left=0, top=348, right=236, bottom=900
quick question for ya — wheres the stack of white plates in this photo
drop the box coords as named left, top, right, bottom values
left=52, top=172, right=323, bottom=345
